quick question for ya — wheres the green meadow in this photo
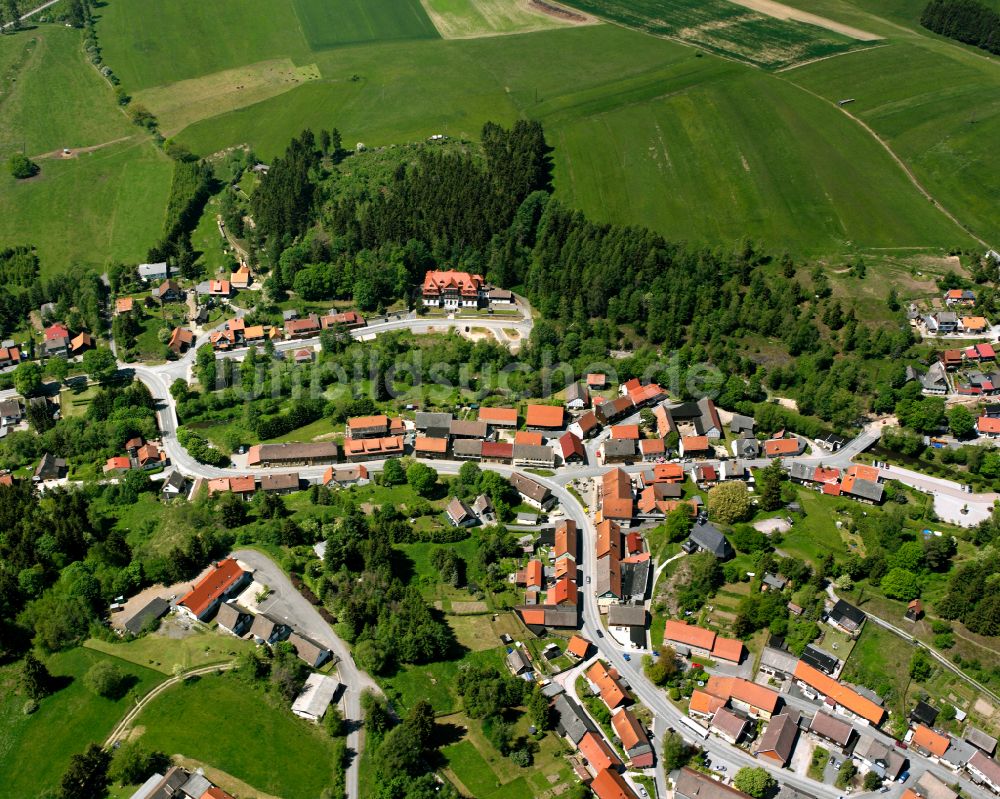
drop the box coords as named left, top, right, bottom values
left=0, top=648, right=165, bottom=798
left=292, top=0, right=439, bottom=50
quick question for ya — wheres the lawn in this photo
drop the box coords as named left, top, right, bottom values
left=559, top=0, right=871, bottom=68
left=382, top=646, right=506, bottom=713
left=0, top=137, right=172, bottom=276
left=293, top=0, right=440, bottom=50
left=0, top=26, right=135, bottom=154
left=776, top=486, right=853, bottom=563
left=0, top=648, right=165, bottom=798
left=84, top=628, right=255, bottom=674
left=135, top=672, right=340, bottom=799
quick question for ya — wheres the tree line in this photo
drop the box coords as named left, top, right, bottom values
left=922, top=0, right=1000, bottom=55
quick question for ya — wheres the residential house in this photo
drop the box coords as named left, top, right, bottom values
left=758, top=646, right=800, bottom=679
left=452, top=438, right=483, bottom=460
left=912, top=701, right=939, bottom=728
left=162, top=470, right=189, bottom=500
left=249, top=612, right=290, bottom=645
left=904, top=771, right=959, bottom=799
left=578, top=730, right=621, bottom=772
left=69, top=332, right=93, bottom=356
left=513, top=443, right=556, bottom=468
left=608, top=605, right=647, bottom=648
left=151, top=279, right=182, bottom=302
left=711, top=707, right=750, bottom=745
left=591, top=768, right=640, bottom=799
left=968, top=751, right=1000, bottom=794
left=586, top=661, right=629, bottom=710
left=322, top=464, right=370, bottom=487
left=0, top=344, right=22, bottom=370
left=195, top=278, right=233, bottom=297
left=287, top=631, right=333, bottom=668
left=757, top=712, right=799, bottom=766
left=167, top=327, right=194, bottom=355
left=259, top=473, right=300, bottom=494
left=415, top=411, right=452, bottom=438
left=587, top=373, right=607, bottom=390
left=595, top=554, right=622, bottom=606
left=640, top=437, right=665, bottom=460
left=104, top=456, right=132, bottom=475
left=557, top=431, right=586, bottom=464
left=906, top=599, right=924, bottom=622
left=689, top=689, right=727, bottom=719
left=602, top=438, right=637, bottom=464
left=446, top=498, right=477, bottom=527
left=285, top=314, right=321, bottom=338
left=481, top=441, right=514, bottom=464
left=800, top=645, right=839, bottom=675
left=246, top=442, right=338, bottom=467
left=215, top=602, right=251, bottom=637
left=684, top=521, right=733, bottom=559
left=945, top=289, right=976, bottom=306
left=509, top=472, right=553, bottom=509
left=912, top=725, right=951, bottom=760
left=601, top=467, right=634, bottom=522
left=526, top=404, right=565, bottom=430
left=415, top=436, right=449, bottom=459
left=829, top=598, right=866, bottom=636
left=0, top=398, right=22, bottom=426
left=137, top=262, right=169, bottom=282
left=34, top=453, right=67, bottom=481
left=680, top=435, right=710, bottom=457
left=927, top=311, right=960, bottom=334
left=567, top=635, right=591, bottom=660
left=764, top=437, right=805, bottom=458
left=176, top=558, right=250, bottom=622
left=730, top=414, right=755, bottom=435
left=553, top=694, right=598, bottom=744
left=507, top=647, right=533, bottom=676
left=733, top=434, right=760, bottom=459
left=231, top=263, right=252, bottom=289
left=808, top=711, right=856, bottom=749
left=478, top=406, right=518, bottom=428
left=291, top=673, right=341, bottom=722
left=342, top=436, right=404, bottom=461
left=550, top=576, right=578, bottom=606
left=612, top=708, right=654, bottom=768
left=320, top=309, right=366, bottom=329
left=566, top=381, right=590, bottom=410
left=854, top=734, right=907, bottom=781
left=793, top=662, right=885, bottom=725
left=595, top=395, right=634, bottom=426
left=704, top=675, right=780, bottom=719
left=921, top=361, right=950, bottom=395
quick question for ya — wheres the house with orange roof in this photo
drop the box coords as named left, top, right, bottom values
left=516, top=559, right=543, bottom=590
left=414, top=436, right=449, bottom=458
left=588, top=373, right=607, bottom=389
left=640, top=438, right=665, bottom=460
left=550, top=576, right=578, bottom=606
left=478, top=406, right=518, bottom=428
left=601, top=467, right=634, bottom=522
left=962, top=316, right=989, bottom=333
left=167, top=327, right=194, bottom=355
left=628, top=382, right=667, bottom=408
left=587, top=661, right=629, bottom=710
left=664, top=620, right=717, bottom=655
left=912, top=724, right=951, bottom=759
left=978, top=416, right=1000, bottom=437
left=612, top=708, right=654, bottom=768
left=342, top=436, right=404, bottom=461
left=421, top=269, right=488, bottom=308
left=689, top=689, right=726, bottom=719
left=611, top=424, right=640, bottom=440
left=176, top=558, right=251, bottom=621
left=70, top=331, right=93, bottom=355
left=711, top=636, right=744, bottom=664
left=590, top=768, right=640, bottom=799
left=514, top=430, right=544, bottom=446
left=704, top=675, right=780, bottom=720
left=103, top=456, right=132, bottom=475
left=231, top=263, right=252, bottom=289
left=945, top=288, right=976, bottom=306
left=680, top=435, right=710, bottom=457
left=567, top=635, right=591, bottom=659
left=526, top=404, right=565, bottom=430
left=0, top=345, right=22, bottom=370
left=115, top=297, right=135, bottom=315
left=578, top=730, right=621, bottom=773
left=136, top=442, right=165, bottom=469
left=793, top=661, right=885, bottom=725
left=596, top=519, right=623, bottom=560
left=764, top=437, right=804, bottom=458
left=346, top=414, right=404, bottom=439
left=555, top=520, right=577, bottom=560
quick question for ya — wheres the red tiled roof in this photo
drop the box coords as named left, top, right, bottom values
left=705, top=675, right=780, bottom=714
left=518, top=608, right=545, bottom=625
left=664, top=620, right=716, bottom=651
left=558, top=431, right=585, bottom=460
left=601, top=468, right=633, bottom=520
left=104, top=456, right=131, bottom=472
left=415, top=436, right=448, bottom=454
left=578, top=731, right=620, bottom=772
left=587, top=373, right=607, bottom=387
left=847, top=464, right=880, bottom=482
left=711, top=637, right=744, bottom=663
left=526, top=404, right=564, bottom=428
left=793, top=662, right=885, bottom=724
left=640, top=438, right=665, bottom=455
left=555, top=520, right=578, bottom=559
left=596, top=519, right=622, bottom=559
left=422, top=269, right=484, bottom=297
left=567, top=635, right=590, bottom=658
left=612, top=707, right=649, bottom=752
left=913, top=724, right=950, bottom=757
left=689, top=690, right=726, bottom=716
left=611, top=425, right=640, bottom=440
left=682, top=435, right=709, bottom=452
left=479, top=406, right=518, bottom=425
left=525, top=560, right=542, bottom=589
left=551, top=577, right=578, bottom=606
left=515, top=430, right=544, bottom=446
left=587, top=661, right=628, bottom=709
left=481, top=441, right=514, bottom=459
left=979, top=417, right=1000, bottom=434
left=764, top=438, right=800, bottom=456
left=178, top=558, right=246, bottom=618
left=591, top=768, right=639, bottom=799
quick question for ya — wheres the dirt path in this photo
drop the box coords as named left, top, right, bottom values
left=725, top=0, right=881, bottom=40
left=32, top=135, right=136, bottom=161
left=779, top=78, right=993, bottom=251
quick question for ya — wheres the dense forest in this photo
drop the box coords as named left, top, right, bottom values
left=921, top=0, right=1000, bottom=55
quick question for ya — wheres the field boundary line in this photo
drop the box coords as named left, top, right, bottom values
left=775, top=42, right=889, bottom=72
left=777, top=76, right=993, bottom=251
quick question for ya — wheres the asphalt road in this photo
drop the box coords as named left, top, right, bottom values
left=232, top=549, right=380, bottom=799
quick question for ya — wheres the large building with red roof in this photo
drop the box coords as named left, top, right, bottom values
left=176, top=558, right=250, bottom=621
left=421, top=270, right=490, bottom=308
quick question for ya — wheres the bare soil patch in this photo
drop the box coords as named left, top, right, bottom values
left=723, top=0, right=881, bottom=40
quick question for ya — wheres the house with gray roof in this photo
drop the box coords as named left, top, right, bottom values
left=554, top=694, right=597, bottom=744
left=966, top=727, right=998, bottom=756
left=684, top=521, right=733, bottom=559
left=415, top=411, right=452, bottom=438
left=730, top=414, right=755, bottom=434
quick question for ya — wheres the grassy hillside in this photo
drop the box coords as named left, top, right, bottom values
left=0, top=139, right=173, bottom=276
left=0, top=27, right=134, bottom=154
left=0, top=648, right=164, bottom=798
left=293, top=0, right=440, bottom=50
left=173, top=26, right=972, bottom=254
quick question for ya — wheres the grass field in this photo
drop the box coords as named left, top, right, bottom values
left=135, top=672, right=340, bottom=799
left=0, top=137, right=172, bottom=275
left=0, top=27, right=134, bottom=154
left=420, top=0, right=587, bottom=38
left=84, top=629, right=255, bottom=674
left=559, top=0, right=870, bottom=68
left=293, top=0, right=440, bottom=50
left=0, top=648, right=165, bottom=798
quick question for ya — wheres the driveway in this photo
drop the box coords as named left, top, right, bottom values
left=232, top=549, right=380, bottom=799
